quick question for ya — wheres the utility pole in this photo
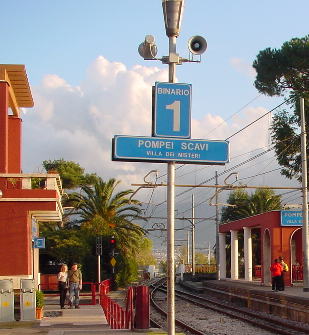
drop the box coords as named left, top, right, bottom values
left=187, top=231, right=190, bottom=265
left=300, top=97, right=309, bottom=292
left=215, top=171, right=220, bottom=277
left=191, top=194, right=195, bottom=276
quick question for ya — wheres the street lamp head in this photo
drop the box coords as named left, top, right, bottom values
left=162, top=0, right=184, bottom=37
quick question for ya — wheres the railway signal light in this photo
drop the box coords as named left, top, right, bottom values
left=109, top=236, right=116, bottom=248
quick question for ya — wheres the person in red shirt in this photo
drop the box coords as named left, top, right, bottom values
left=270, top=259, right=283, bottom=291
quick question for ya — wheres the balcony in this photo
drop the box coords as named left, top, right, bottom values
left=0, top=173, right=63, bottom=222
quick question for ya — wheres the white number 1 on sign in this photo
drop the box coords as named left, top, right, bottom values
left=166, top=100, right=180, bottom=132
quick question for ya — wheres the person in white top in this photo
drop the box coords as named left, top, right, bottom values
left=57, top=264, right=68, bottom=309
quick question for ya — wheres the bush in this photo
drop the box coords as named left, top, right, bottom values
left=36, top=290, right=45, bottom=308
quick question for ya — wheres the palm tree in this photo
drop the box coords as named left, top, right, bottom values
left=221, top=188, right=282, bottom=222
left=66, top=177, right=146, bottom=255
left=237, top=188, right=283, bottom=218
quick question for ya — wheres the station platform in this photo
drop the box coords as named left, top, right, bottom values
left=180, top=279, right=309, bottom=323
left=181, top=278, right=309, bottom=297
left=0, top=301, right=156, bottom=335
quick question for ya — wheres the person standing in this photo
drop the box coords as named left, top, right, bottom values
left=57, top=264, right=68, bottom=309
left=68, top=263, right=82, bottom=309
left=278, top=256, right=289, bottom=291
left=270, top=259, right=283, bottom=292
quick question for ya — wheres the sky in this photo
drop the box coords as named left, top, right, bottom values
left=1, top=0, right=308, bottom=250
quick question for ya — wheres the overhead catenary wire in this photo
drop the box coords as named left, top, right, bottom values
left=206, top=94, right=263, bottom=137
left=143, top=97, right=296, bottom=218
left=147, top=134, right=300, bottom=217
left=225, top=97, right=292, bottom=140
left=176, top=136, right=300, bottom=215
left=154, top=96, right=292, bottom=181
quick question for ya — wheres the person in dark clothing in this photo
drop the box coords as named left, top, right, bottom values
left=270, top=259, right=283, bottom=292
left=57, top=264, right=68, bottom=309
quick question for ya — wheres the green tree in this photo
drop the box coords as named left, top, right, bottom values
left=221, top=188, right=250, bottom=222
left=253, top=35, right=309, bottom=181
left=221, top=188, right=282, bottom=222
left=253, top=36, right=309, bottom=97
left=135, top=238, right=157, bottom=266
left=39, top=222, right=90, bottom=265
left=67, top=177, right=146, bottom=286
left=43, top=159, right=97, bottom=189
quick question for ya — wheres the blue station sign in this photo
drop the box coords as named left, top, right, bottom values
left=280, top=210, right=303, bottom=226
left=112, top=135, right=229, bottom=165
left=153, top=82, right=192, bottom=138
left=33, top=237, right=46, bottom=249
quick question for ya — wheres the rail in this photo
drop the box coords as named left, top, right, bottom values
left=99, top=279, right=134, bottom=329
left=41, top=277, right=146, bottom=329
left=149, top=278, right=205, bottom=335
left=0, top=173, right=63, bottom=196
left=0, top=173, right=63, bottom=220
left=176, top=283, right=309, bottom=335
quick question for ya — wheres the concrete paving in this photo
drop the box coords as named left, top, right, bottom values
left=0, top=303, right=155, bottom=335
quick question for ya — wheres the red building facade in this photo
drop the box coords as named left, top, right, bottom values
left=0, top=65, right=63, bottom=288
left=219, top=210, right=303, bottom=286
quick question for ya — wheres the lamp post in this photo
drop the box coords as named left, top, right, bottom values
left=162, top=2, right=184, bottom=333
left=138, top=2, right=206, bottom=333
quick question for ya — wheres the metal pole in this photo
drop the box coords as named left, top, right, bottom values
left=167, top=35, right=176, bottom=335
left=191, top=194, right=195, bottom=276
left=97, top=255, right=101, bottom=284
left=215, top=171, right=220, bottom=277
left=208, top=242, right=211, bottom=265
left=187, top=231, right=190, bottom=265
left=300, top=97, right=309, bottom=292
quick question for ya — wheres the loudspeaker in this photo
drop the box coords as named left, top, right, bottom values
left=138, top=35, right=158, bottom=59
left=188, top=36, right=207, bottom=55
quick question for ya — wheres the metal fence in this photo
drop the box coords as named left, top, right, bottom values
left=99, top=279, right=134, bottom=329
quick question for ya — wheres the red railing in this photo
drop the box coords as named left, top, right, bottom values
left=292, top=265, right=303, bottom=281
left=99, top=279, right=134, bottom=329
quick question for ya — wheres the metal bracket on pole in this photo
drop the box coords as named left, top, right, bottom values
left=129, top=170, right=160, bottom=203
left=209, top=172, right=240, bottom=207
left=223, top=172, right=238, bottom=188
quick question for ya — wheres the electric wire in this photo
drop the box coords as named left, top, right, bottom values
left=225, top=97, right=292, bottom=140
left=155, top=97, right=290, bottom=180
left=177, top=137, right=300, bottom=215
left=206, top=94, right=262, bottom=137
left=143, top=98, right=295, bottom=218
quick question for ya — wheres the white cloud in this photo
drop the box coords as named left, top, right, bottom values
left=23, top=56, right=275, bottom=192
left=230, top=57, right=256, bottom=77
left=23, top=56, right=167, bottom=185
left=191, top=106, right=271, bottom=157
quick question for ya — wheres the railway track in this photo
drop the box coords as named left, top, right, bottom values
left=150, top=279, right=309, bottom=335
left=150, top=283, right=207, bottom=335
